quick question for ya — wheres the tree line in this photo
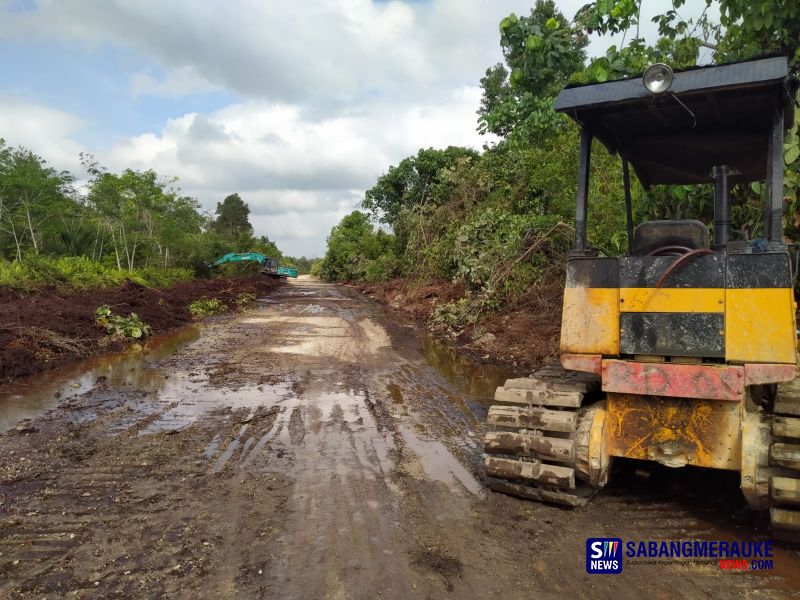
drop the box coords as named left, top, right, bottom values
left=320, top=0, right=800, bottom=323
left=0, top=141, right=313, bottom=287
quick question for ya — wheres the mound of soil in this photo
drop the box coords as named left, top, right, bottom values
left=0, top=276, right=280, bottom=383
left=357, top=278, right=466, bottom=320
left=356, top=277, right=563, bottom=368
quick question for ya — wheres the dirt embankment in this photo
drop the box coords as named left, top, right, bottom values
left=0, top=276, right=280, bottom=383
left=355, top=278, right=563, bottom=369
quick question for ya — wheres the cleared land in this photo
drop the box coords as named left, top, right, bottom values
left=0, top=278, right=798, bottom=598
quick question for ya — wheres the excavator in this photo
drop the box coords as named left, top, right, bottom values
left=210, top=252, right=298, bottom=278
left=484, top=56, right=800, bottom=541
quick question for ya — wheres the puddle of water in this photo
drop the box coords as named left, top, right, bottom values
left=298, top=304, right=327, bottom=315
left=418, top=332, right=517, bottom=406
left=140, top=379, right=292, bottom=434
left=400, top=425, right=482, bottom=496
left=203, top=433, right=222, bottom=458
left=0, top=326, right=202, bottom=433
left=212, top=433, right=244, bottom=473
left=386, top=383, right=404, bottom=404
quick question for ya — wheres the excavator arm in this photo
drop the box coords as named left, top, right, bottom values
left=210, top=252, right=268, bottom=267
left=210, top=252, right=282, bottom=277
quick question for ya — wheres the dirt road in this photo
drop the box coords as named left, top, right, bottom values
left=1, top=278, right=798, bottom=598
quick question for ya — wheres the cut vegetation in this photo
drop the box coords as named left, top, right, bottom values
left=0, top=275, right=279, bottom=383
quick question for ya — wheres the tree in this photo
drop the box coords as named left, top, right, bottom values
left=577, top=0, right=800, bottom=81
left=320, top=211, right=395, bottom=281
left=0, top=140, right=75, bottom=261
left=362, top=146, right=478, bottom=227
left=575, top=0, right=800, bottom=229
left=282, top=255, right=316, bottom=274
left=84, top=160, right=206, bottom=270
left=718, top=0, right=800, bottom=62
left=361, top=146, right=479, bottom=258
left=249, top=235, right=282, bottom=260
left=213, top=193, right=253, bottom=240
left=0, top=141, right=294, bottom=279
left=477, top=1, right=588, bottom=142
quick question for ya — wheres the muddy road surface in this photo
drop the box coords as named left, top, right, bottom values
left=1, top=278, right=798, bottom=599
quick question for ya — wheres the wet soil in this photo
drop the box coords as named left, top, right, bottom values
left=0, top=275, right=280, bottom=383
left=357, top=278, right=563, bottom=369
left=0, top=278, right=798, bottom=599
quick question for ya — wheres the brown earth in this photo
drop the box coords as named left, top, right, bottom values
left=356, top=278, right=563, bottom=369
left=0, top=277, right=798, bottom=599
left=0, top=276, right=280, bottom=383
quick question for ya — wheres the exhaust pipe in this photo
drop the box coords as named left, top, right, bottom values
left=712, top=165, right=731, bottom=251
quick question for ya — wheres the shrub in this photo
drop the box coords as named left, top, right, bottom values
left=234, top=292, right=257, bottom=310
left=364, top=254, right=400, bottom=283
left=188, top=297, right=227, bottom=318
left=135, top=266, right=194, bottom=288
left=0, top=256, right=194, bottom=291
left=95, top=305, right=153, bottom=339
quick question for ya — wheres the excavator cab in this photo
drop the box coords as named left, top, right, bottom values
left=484, top=56, right=800, bottom=541
left=261, top=257, right=279, bottom=276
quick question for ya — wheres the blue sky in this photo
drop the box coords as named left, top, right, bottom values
left=0, top=38, right=236, bottom=147
left=0, top=0, right=696, bottom=257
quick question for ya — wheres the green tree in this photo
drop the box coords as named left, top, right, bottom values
left=249, top=235, right=282, bottom=260
left=84, top=159, right=206, bottom=270
left=213, top=193, right=253, bottom=240
left=0, top=140, right=76, bottom=261
left=477, top=0, right=588, bottom=142
left=321, top=211, right=396, bottom=281
left=362, top=146, right=479, bottom=227
left=283, top=255, right=315, bottom=274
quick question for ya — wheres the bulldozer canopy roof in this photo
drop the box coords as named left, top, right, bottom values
left=555, top=56, right=796, bottom=187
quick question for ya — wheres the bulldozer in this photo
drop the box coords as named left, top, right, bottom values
left=484, top=55, right=800, bottom=541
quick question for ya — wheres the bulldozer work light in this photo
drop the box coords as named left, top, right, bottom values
left=643, top=63, right=673, bottom=94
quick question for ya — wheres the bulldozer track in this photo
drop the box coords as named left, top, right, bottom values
left=484, top=364, right=604, bottom=507
left=770, top=377, right=800, bottom=542
left=487, top=363, right=800, bottom=543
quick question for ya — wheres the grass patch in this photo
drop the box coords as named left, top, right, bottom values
left=0, top=256, right=194, bottom=291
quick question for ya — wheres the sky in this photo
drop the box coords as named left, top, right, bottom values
left=0, top=0, right=695, bottom=257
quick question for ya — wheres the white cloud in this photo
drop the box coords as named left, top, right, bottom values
left=100, top=85, right=488, bottom=256
left=1, top=0, right=538, bottom=107
left=0, top=0, right=711, bottom=257
left=0, top=94, right=85, bottom=171
left=130, top=65, right=220, bottom=98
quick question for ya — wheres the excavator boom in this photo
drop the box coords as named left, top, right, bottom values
left=210, top=252, right=268, bottom=267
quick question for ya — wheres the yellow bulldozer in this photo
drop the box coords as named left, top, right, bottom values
left=484, top=55, right=800, bottom=541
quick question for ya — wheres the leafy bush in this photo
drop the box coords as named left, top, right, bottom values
left=309, top=259, right=323, bottom=277
left=134, top=266, right=194, bottom=288
left=320, top=211, right=395, bottom=281
left=429, top=297, right=478, bottom=332
left=95, top=305, right=152, bottom=339
left=364, top=254, right=400, bottom=283
left=188, top=297, right=227, bottom=318
left=234, top=292, right=257, bottom=310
